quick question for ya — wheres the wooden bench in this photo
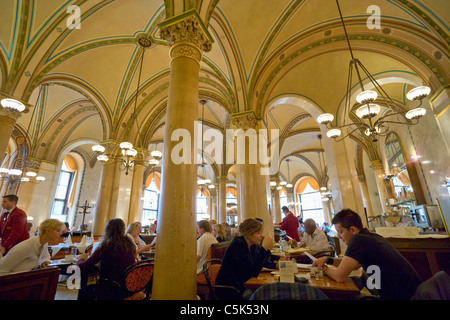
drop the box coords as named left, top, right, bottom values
left=0, top=267, right=61, bottom=300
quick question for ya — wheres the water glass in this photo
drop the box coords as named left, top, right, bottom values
left=70, top=247, right=77, bottom=261
left=315, top=267, right=324, bottom=280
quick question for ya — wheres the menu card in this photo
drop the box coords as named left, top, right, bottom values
left=279, top=260, right=296, bottom=283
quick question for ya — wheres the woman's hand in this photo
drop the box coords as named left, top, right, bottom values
left=41, top=261, right=51, bottom=268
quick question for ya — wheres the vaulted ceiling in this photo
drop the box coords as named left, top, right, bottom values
left=1, top=0, right=448, bottom=187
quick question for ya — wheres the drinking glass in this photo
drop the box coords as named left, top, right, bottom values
left=315, top=267, right=324, bottom=280
left=70, top=247, right=77, bottom=262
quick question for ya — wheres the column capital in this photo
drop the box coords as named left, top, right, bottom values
left=370, top=160, right=384, bottom=171
left=216, top=175, right=227, bottom=184
left=357, top=174, right=366, bottom=182
left=231, top=111, right=259, bottom=130
left=159, top=10, right=213, bottom=53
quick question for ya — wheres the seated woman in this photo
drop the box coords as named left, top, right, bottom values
left=126, top=222, right=152, bottom=259
left=76, top=218, right=137, bottom=300
left=0, top=219, right=65, bottom=275
left=215, top=218, right=273, bottom=299
left=212, top=223, right=227, bottom=242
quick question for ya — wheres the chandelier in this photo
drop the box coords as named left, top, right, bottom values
left=92, top=37, right=161, bottom=175
left=1, top=91, right=46, bottom=187
left=317, top=0, right=430, bottom=142
left=197, top=99, right=213, bottom=189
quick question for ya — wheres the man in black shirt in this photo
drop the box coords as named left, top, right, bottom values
left=313, top=209, right=422, bottom=300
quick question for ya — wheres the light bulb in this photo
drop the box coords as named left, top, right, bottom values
left=356, top=104, right=381, bottom=119
left=317, top=113, right=334, bottom=125
left=326, top=129, right=341, bottom=139
left=356, top=90, right=377, bottom=104
left=1, top=98, right=26, bottom=112
left=406, top=86, right=431, bottom=101
left=405, top=107, right=426, bottom=120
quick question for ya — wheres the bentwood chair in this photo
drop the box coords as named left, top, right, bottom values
left=201, top=259, right=241, bottom=300
left=95, top=261, right=154, bottom=300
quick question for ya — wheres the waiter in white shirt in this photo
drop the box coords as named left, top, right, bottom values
left=299, top=218, right=330, bottom=252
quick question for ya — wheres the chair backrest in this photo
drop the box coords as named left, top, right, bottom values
left=123, top=262, right=154, bottom=294
left=210, top=241, right=231, bottom=260
left=0, top=267, right=60, bottom=300
left=249, top=282, right=329, bottom=300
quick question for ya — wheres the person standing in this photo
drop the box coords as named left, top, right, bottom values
left=0, top=195, right=29, bottom=256
left=275, top=206, right=300, bottom=242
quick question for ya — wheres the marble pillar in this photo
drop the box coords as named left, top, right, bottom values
left=370, top=160, right=390, bottom=213
left=358, top=174, right=375, bottom=218
left=0, top=107, right=26, bottom=160
left=233, top=113, right=272, bottom=237
left=273, top=186, right=282, bottom=223
left=152, top=13, right=212, bottom=300
left=217, top=175, right=227, bottom=223
left=326, top=137, right=367, bottom=227
left=92, top=142, right=118, bottom=236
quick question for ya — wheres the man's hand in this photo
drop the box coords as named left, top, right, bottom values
left=312, top=256, right=327, bottom=268
left=41, top=261, right=51, bottom=268
left=0, top=247, right=5, bottom=255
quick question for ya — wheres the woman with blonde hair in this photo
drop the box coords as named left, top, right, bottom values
left=126, top=222, right=152, bottom=257
left=212, top=223, right=227, bottom=242
left=0, top=219, right=65, bottom=275
left=215, top=218, right=274, bottom=299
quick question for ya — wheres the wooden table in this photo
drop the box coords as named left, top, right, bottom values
left=244, top=271, right=360, bottom=299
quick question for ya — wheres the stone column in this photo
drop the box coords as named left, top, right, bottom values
left=370, top=160, right=390, bottom=213
left=325, top=137, right=367, bottom=227
left=233, top=113, right=272, bottom=236
left=358, top=174, right=375, bottom=218
left=92, top=142, right=118, bottom=236
left=127, top=149, right=149, bottom=224
left=0, top=107, right=27, bottom=160
left=273, top=185, right=282, bottom=223
left=217, top=175, right=227, bottom=223
left=152, top=14, right=212, bottom=300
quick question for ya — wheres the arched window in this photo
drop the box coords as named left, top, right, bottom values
left=142, top=178, right=159, bottom=224
left=297, top=181, right=324, bottom=226
left=279, top=188, right=288, bottom=208
left=50, top=160, right=74, bottom=221
left=226, top=187, right=237, bottom=226
left=197, top=188, right=209, bottom=221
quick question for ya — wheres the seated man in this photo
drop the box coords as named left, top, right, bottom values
left=299, top=218, right=330, bottom=252
left=196, top=220, right=218, bottom=274
left=312, top=209, right=422, bottom=300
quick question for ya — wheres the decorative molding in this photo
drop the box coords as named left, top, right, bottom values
left=169, top=42, right=202, bottom=62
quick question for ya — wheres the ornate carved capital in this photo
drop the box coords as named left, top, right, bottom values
left=133, top=148, right=150, bottom=166
left=370, top=160, right=384, bottom=171
left=159, top=13, right=212, bottom=53
left=231, top=112, right=259, bottom=130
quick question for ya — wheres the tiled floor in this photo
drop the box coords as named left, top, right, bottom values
left=55, top=285, right=78, bottom=300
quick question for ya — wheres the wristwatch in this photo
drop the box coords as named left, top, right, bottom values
left=326, top=257, right=334, bottom=265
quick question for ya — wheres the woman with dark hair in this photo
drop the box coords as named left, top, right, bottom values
left=215, top=218, right=274, bottom=299
left=76, top=218, right=137, bottom=300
